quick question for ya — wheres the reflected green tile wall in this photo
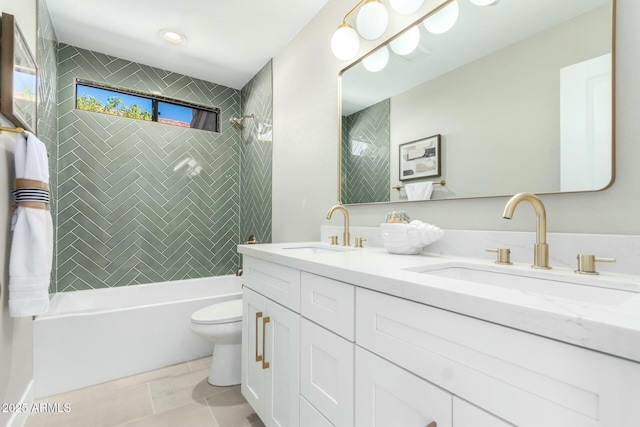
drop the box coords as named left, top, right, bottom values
left=56, top=44, right=242, bottom=291
left=341, top=100, right=390, bottom=204
left=37, top=0, right=58, bottom=292
left=240, top=61, right=272, bottom=244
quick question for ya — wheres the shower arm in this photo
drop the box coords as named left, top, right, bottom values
left=230, top=114, right=255, bottom=130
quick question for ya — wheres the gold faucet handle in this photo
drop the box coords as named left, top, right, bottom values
left=575, top=254, right=616, bottom=275
left=485, top=248, right=513, bottom=265
left=245, top=234, right=258, bottom=244
left=329, top=235, right=339, bottom=245
left=355, top=237, right=367, bottom=248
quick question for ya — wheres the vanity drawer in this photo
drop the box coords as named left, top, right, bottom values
left=301, top=272, right=355, bottom=341
left=355, top=287, right=640, bottom=427
left=242, top=256, right=301, bottom=312
left=301, top=319, right=354, bottom=427
left=355, top=346, right=451, bottom=427
left=453, top=397, right=514, bottom=427
left=300, top=396, right=334, bottom=427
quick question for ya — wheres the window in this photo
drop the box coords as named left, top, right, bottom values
left=74, top=80, right=220, bottom=132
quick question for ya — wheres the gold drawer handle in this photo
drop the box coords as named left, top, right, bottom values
left=262, top=316, right=271, bottom=370
left=255, top=312, right=263, bottom=362
left=426, top=422, right=437, bottom=427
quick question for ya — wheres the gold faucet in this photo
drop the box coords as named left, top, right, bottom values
left=502, top=192, right=551, bottom=269
left=326, top=205, right=351, bottom=247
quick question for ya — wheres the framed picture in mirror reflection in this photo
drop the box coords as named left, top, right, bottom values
left=399, top=134, right=441, bottom=181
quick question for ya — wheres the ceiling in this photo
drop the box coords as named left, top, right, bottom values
left=45, top=0, right=329, bottom=89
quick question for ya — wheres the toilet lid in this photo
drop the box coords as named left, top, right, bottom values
left=191, top=299, right=243, bottom=325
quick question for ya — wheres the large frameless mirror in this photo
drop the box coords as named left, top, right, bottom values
left=339, top=0, right=615, bottom=205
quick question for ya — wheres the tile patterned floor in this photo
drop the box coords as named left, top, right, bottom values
left=25, top=357, right=265, bottom=427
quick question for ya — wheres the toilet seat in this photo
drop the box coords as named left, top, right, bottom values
left=191, top=299, right=242, bottom=325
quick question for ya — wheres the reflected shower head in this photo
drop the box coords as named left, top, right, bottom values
left=230, top=114, right=255, bottom=130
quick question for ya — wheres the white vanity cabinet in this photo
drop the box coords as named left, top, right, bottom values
left=300, top=272, right=355, bottom=427
left=355, top=346, right=513, bottom=427
left=453, top=398, right=514, bottom=427
left=355, top=346, right=452, bottom=427
left=356, top=287, right=640, bottom=427
left=241, top=257, right=301, bottom=427
left=239, top=251, right=640, bottom=427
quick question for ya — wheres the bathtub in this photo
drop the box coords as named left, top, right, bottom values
left=33, top=275, right=242, bottom=398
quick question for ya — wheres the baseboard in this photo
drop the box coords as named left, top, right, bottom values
left=6, top=380, right=34, bottom=427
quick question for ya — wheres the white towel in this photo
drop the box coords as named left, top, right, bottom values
left=405, top=181, right=434, bottom=201
left=9, top=131, right=53, bottom=317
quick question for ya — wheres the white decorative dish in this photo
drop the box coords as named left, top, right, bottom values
left=380, top=221, right=444, bottom=255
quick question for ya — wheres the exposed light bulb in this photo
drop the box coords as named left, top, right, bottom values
left=331, top=24, right=360, bottom=60
left=356, top=0, right=389, bottom=41
left=423, top=0, right=459, bottom=34
left=389, top=0, right=425, bottom=15
left=390, top=25, right=420, bottom=56
left=363, top=46, right=389, bottom=72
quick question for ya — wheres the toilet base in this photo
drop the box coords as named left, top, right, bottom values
left=208, top=343, right=241, bottom=386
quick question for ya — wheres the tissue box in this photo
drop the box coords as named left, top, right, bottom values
left=380, top=221, right=444, bottom=255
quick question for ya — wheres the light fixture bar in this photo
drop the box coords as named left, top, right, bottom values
left=342, top=0, right=368, bottom=25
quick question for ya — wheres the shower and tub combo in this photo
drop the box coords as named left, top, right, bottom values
left=34, top=274, right=243, bottom=398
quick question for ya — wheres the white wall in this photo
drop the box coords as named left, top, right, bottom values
left=273, top=0, right=447, bottom=242
left=0, top=0, right=37, bottom=424
left=273, top=0, right=640, bottom=241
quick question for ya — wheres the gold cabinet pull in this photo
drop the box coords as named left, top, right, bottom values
left=426, top=423, right=437, bottom=427
left=255, top=312, right=263, bottom=362
left=262, top=316, right=271, bottom=370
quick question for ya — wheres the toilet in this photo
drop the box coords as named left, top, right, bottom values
left=190, top=298, right=243, bottom=386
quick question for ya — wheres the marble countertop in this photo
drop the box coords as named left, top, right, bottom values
left=238, top=242, right=640, bottom=363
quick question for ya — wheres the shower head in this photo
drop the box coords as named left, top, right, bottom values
left=230, top=114, right=255, bottom=130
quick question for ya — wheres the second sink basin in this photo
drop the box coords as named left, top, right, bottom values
left=406, top=263, right=639, bottom=306
left=282, top=244, right=356, bottom=254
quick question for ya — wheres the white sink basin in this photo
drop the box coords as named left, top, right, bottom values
left=407, top=263, right=639, bottom=306
left=282, top=245, right=356, bottom=254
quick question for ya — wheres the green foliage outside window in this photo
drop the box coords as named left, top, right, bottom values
left=76, top=93, right=152, bottom=121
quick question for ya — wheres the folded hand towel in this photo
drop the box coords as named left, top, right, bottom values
left=405, top=181, right=434, bottom=201
left=9, top=131, right=53, bottom=317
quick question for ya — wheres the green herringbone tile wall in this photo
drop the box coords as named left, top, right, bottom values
left=56, top=44, right=242, bottom=292
left=341, top=100, right=390, bottom=204
left=37, top=1, right=58, bottom=292
left=240, top=61, right=272, bottom=245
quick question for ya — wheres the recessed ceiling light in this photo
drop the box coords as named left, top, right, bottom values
left=159, top=29, right=186, bottom=44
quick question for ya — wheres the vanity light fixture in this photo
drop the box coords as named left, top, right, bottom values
left=363, top=45, right=390, bottom=72
left=356, top=0, right=389, bottom=40
left=331, top=24, right=360, bottom=60
left=470, top=0, right=498, bottom=6
left=423, top=0, right=460, bottom=34
left=159, top=29, right=186, bottom=44
left=389, top=0, right=425, bottom=15
left=390, top=25, right=421, bottom=55
left=331, top=0, right=389, bottom=61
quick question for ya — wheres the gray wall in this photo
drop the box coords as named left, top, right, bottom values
left=273, top=0, right=640, bottom=241
left=389, top=5, right=610, bottom=199
left=56, top=44, right=242, bottom=291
